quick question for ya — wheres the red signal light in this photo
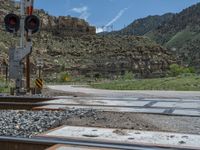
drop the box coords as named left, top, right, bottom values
left=25, top=15, right=40, bottom=34
left=4, top=13, right=20, bottom=33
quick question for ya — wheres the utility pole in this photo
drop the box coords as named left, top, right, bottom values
left=25, top=0, right=34, bottom=91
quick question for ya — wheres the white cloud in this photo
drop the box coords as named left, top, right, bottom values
left=106, top=8, right=128, bottom=27
left=96, top=27, right=104, bottom=33
left=72, top=6, right=87, bottom=13
left=97, top=8, right=128, bottom=33
left=71, top=6, right=90, bottom=20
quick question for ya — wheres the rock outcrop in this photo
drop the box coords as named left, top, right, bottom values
left=37, top=10, right=96, bottom=34
left=33, top=33, right=176, bottom=78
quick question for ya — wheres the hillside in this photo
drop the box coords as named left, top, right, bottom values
left=111, top=2, right=200, bottom=70
left=146, top=3, right=200, bottom=69
left=111, top=13, right=174, bottom=36
left=0, top=0, right=176, bottom=79
left=147, top=3, right=200, bottom=45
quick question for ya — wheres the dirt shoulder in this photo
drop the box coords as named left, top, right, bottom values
left=42, top=87, right=90, bottom=97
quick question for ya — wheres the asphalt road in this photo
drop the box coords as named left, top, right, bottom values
left=48, top=85, right=200, bottom=99
left=42, top=85, right=200, bottom=117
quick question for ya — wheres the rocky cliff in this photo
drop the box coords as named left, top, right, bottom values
left=33, top=33, right=175, bottom=78
left=37, top=10, right=96, bottom=34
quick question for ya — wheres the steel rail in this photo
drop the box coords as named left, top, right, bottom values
left=0, top=96, right=55, bottom=103
left=1, top=101, right=198, bottom=111
left=0, top=102, right=199, bottom=117
left=36, top=102, right=200, bottom=110
left=0, top=102, right=47, bottom=110
left=0, top=101, right=198, bottom=110
left=0, top=136, right=198, bottom=150
left=53, top=96, right=200, bottom=102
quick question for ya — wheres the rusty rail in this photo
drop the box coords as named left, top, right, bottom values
left=0, top=96, right=56, bottom=109
left=0, top=136, right=198, bottom=150
left=0, top=96, right=55, bottom=102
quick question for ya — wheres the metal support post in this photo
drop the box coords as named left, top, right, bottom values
left=26, top=54, right=30, bottom=91
left=20, top=0, right=25, bottom=48
left=17, top=0, right=24, bottom=95
left=38, top=66, right=41, bottom=78
left=25, top=0, right=34, bottom=92
left=5, top=65, right=8, bottom=83
left=13, top=0, right=26, bottom=95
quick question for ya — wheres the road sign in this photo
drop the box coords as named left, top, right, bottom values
left=36, top=58, right=44, bottom=68
left=35, top=78, right=43, bottom=89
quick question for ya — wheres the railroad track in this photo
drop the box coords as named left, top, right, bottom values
left=0, top=96, right=55, bottom=109
left=0, top=101, right=199, bottom=117
left=0, top=95, right=199, bottom=117
left=0, top=136, right=198, bottom=150
left=0, top=102, right=47, bottom=110
left=0, top=102, right=199, bottom=117
left=0, top=96, right=55, bottom=102
left=0, top=96, right=199, bottom=149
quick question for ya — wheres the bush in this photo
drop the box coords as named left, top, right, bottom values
left=58, top=72, right=71, bottom=82
left=169, top=64, right=195, bottom=77
left=188, top=67, right=195, bottom=73
left=122, top=71, right=135, bottom=80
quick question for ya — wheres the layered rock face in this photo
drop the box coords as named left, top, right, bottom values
left=33, top=33, right=176, bottom=78
left=37, top=10, right=96, bottom=34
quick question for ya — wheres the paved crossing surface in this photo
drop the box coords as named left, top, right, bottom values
left=36, top=85, right=200, bottom=117
left=36, top=96, right=200, bottom=116
left=37, top=126, right=200, bottom=150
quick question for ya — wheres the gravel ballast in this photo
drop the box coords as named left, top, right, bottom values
left=0, top=109, right=97, bottom=138
left=1, top=109, right=199, bottom=138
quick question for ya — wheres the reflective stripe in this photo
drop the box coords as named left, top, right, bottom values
left=35, top=79, right=43, bottom=88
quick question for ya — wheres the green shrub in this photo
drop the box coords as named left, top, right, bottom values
left=188, top=67, right=195, bottom=73
left=169, top=64, right=195, bottom=77
left=122, top=71, right=135, bottom=80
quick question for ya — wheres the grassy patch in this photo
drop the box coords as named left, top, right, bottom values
left=165, top=29, right=197, bottom=48
left=0, top=81, right=10, bottom=93
left=90, top=75, right=200, bottom=91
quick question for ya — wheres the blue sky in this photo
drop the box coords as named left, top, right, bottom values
left=33, top=0, right=200, bottom=32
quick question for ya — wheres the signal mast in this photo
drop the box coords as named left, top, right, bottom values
left=4, top=0, right=40, bottom=95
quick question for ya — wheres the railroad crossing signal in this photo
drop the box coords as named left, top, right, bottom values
left=4, top=0, right=41, bottom=95
left=4, top=14, right=40, bottom=34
